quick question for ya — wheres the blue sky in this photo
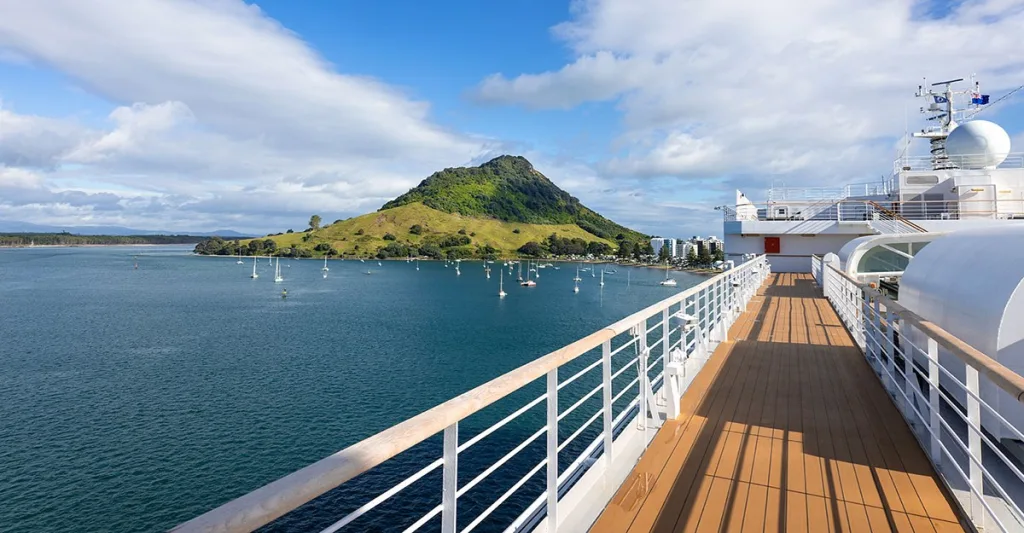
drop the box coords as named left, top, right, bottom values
left=1, top=0, right=1023, bottom=238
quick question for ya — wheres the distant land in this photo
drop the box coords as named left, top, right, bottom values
left=0, top=232, right=225, bottom=247
left=193, top=155, right=654, bottom=260
left=0, top=220, right=249, bottom=238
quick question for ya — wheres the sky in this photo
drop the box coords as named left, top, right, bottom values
left=1, top=0, right=1023, bottom=238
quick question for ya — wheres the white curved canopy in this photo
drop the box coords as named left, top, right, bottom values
left=899, top=225, right=1024, bottom=439
left=837, top=232, right=946, bottom=281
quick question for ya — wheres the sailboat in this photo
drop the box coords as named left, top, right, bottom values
left=600, top=269, right=605, bottom=286
left=250, top=256, right=259, bottom=279
left=416, top=259, right=420, bottom=271
left=659, top=262, right=677, bottom=286
left=573, top=265, right=582, bottom=282
left=573, top=277, right=579, bottom=293
left=520, top=261, right=536, bottom=286
left=274, top=257, right=284, bottom=283
left=517, top=261, right=523, bottom=282
left=322, top=255, right=329, bottom=272
left=499, top=269, right=507, bottom=298
left=236, top=252, right=243, bottom=265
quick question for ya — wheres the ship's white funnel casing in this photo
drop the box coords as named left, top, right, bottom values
left=944, top=119, right=1012, bottom=169
left=899, top=225, right=1024, bottom=441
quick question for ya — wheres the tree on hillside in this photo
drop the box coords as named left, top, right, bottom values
left=309, top=215, right=322, bottom=231
left=617, top=240, right=634, bottom=258
left=658, top=244, right=671, bottom=263
left=409, top=224, right=423, bottom=235
left=518, top=241, right=545, bottom=257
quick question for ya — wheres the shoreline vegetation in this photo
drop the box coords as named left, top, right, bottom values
left=0, top=233, right=217, bottom=248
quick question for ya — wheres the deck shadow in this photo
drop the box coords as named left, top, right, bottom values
left=590, top=273, right=966, bottom=533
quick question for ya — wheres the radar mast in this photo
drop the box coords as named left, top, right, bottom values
left=912, top=76, right=990, bottom=170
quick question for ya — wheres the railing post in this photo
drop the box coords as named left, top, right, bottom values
left=602, top=339, right=613, bottom=465
left=861, top=291, right=871, bottom=355
left=662, top=307, right=670, bottom=366
left=546, top=369, right=558, bottom=531
left=442, top=423, right=458, bottom=533
left=900, top=321, right=915, bottom=423
left=885, top=311, right=896, bottom=396
left=638, top=324, right=649, bottom=432
left=927, top=337, right=941, bottom=465
left=873, top=297, right=882, bottom=375
left=966, top=364, right=983, bottom=526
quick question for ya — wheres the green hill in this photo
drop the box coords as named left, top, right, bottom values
left=196, top=155, right=649, bottom=259
left=382, top=155, right=644, bottom=241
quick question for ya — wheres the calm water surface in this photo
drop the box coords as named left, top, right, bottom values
left=0, top=246, right=703, bottom=532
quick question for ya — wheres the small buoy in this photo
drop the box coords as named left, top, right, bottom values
left=281, top=289, right=288, bottom=298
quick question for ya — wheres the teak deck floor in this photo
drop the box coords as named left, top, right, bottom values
left=590, top=273, right=965, bottom=533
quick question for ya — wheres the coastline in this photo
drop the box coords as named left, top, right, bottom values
left=189, top=253, right=723, bottom=275
left=0, top=243, right=190, bottom=249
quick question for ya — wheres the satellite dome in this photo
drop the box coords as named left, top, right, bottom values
left=944, top=119, right=1011, bottom=169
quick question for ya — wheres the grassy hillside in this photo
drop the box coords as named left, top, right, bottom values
left=383, top=155, right=646, bottom=242
left=256, top=202, right=615, bottom=257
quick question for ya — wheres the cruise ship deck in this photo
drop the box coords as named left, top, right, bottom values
left=591, top=273, right=965, bottom=532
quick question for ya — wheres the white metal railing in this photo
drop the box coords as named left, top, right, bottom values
left=171, top=256, right=772, bottom=533
left=765, top=181, right=895, bottom=203
left=895, top=152, right=1024, bottom=173
left=723, top=198, right=1024, bottom=225
left=817, top=257, right=1024, bottom=532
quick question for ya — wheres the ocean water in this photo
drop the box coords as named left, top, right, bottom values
left=0, top=246, right=703, bottom=532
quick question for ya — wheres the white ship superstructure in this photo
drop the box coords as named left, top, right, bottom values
left=724, top=77, right=1024, bottom=273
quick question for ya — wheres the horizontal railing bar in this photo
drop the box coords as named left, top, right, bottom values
left=826, top=264, right=1024, bottom=404
left=461, top=458, right=547, bottom=533
left=611, top=355, right=639, bottom=382
left=458, top=393, right=546, bottom=454
left=172, top=257, right=766, bottom=533
left=900, top=335, right=1024, bottom=444
left=319, top=457, right=443, bottom=533
left=557, top=357, right=602, bottom=392
left=457, top=427, right=546, bottom=498
left=401, top=504, right=441, bottom=533
left=558, top=381, right=603, bottom=422
left=870, top=350, right=1016, bottom=531
left=612, top=376, right=641, bottom=405
left=610, top=337, right=637, bottom=358
left=558, top=406, right=604, bottom=453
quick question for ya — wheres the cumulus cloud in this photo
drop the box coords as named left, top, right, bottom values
left=474, top=0, right=1024, bottom=188
left=0, top=0, right=492, bottom=233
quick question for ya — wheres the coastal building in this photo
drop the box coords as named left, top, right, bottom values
left=649, top=237, right=676, bottom=257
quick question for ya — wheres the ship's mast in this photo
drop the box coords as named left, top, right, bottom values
left=911, top=76, right=988, bottom=170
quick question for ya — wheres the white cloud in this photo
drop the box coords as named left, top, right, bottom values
left=0, top=0, right=493, bottom=233
left=474, top=0, right=1024, bottom=189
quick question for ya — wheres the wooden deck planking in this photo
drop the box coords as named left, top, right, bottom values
left=589, top=273, right=965, bottom=533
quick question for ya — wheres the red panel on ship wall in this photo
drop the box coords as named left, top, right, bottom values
left=764, top=237, right=780, bottom=254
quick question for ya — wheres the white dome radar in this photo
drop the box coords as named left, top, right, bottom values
left=944, top=119, right=1011, bottom=169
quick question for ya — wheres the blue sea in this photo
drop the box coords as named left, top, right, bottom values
left=0, top=246, right=702, bottom=532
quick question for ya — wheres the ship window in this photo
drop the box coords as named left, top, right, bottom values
left=906, top=175, right=939, bottom=185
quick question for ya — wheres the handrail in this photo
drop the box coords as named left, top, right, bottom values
left=864, top=201, right=929, bottom=233
left=824, top=264, right=1024, bottom=402
left=172, top=256, right=769, bottom=533
left=819, top=258, right=1024, bottom=531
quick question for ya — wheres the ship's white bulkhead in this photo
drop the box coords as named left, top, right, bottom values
left=899, top=225, right=1024, bottom=441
